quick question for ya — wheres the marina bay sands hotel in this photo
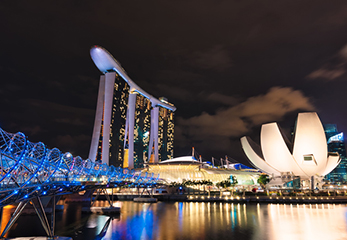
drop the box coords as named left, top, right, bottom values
left=88, top=46, right=176, bottom=169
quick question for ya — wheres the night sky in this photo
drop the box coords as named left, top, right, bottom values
left=1, top=1, right=347, bottom=165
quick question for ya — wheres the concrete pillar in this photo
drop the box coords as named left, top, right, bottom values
left=311, top=176, right=314, bottom=190
left=101, top=72, right=116, bottom=165
left=89, top=75, right=105, bottom=162
left=125, top=92, right=137, bottom=169
left=148, top=106, right=159, bottom=163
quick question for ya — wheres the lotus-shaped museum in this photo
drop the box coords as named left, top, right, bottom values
left=240, top=112, right=340, bottom=179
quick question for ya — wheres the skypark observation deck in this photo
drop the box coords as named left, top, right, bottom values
left=90, top=46, right=176, bottom=111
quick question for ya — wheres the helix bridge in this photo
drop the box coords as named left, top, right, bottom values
left=0, top=127, right=159, bottom=238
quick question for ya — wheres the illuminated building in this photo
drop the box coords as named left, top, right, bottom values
left=88, top=46, right=176, bottom=169
left=241, top=112, right=340, bottom=189
left=90, top=74, right=129, bottom=168
left=158, top=97, right=175, bottom=161
left=143, top=156, right=260, bottom=185
left=324, top=124, right=347, bottom=182
left=133, top=95, right=151, bottom=168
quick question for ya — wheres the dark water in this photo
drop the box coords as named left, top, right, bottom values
left=4, top=201, right=347, bottom=240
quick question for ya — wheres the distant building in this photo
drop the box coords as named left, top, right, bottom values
left=324, top=124, right=347, bottom=182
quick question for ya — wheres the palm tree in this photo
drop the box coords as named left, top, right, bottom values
left=230, top=176, right=238, bottom=195
left=257, top=174, right=270, bottom=189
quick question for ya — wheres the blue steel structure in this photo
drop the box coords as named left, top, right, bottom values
left=0, top=127, right=159, bottom=238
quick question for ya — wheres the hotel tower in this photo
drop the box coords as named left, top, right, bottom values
left=88, top=46, right=176, bottom=169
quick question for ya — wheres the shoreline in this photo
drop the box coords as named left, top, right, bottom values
left=94, top=193, right=347, bottom=204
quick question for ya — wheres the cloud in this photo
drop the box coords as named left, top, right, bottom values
left=54, top=134, right=91, bottom=156
left=307, top=67, right=345, bottom=80
left=307, top=44, right=347, bottom=80
left=20, top=125, right=42, bottom=136
left=176, top=87, right=315, bottom=151
left=231, top=87, right=315, bottom=125
left=188, top=45, right=232, bottom=71
left=206, top=92, right=240, bottom=106
left=55, top=118, right=89, bottom=126
left=338, top=44, right=347, bottom=60
left=4, top=98, right=95, bottom=158
left=155, top=83, right=193, bottom=101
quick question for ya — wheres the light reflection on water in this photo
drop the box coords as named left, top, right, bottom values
left=265, top=203, right=347, bottom=240
left=4, top=201, right=347, bottom=240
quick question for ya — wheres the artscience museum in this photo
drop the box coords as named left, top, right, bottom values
left=241, top=112, right=341, bottom=189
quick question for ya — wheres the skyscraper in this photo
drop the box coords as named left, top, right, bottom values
left=133, top=94, right=151, bottom=168
left=158, top=97, right=175, bottom=161
left=324, top=124, right=347, bottom=182
left=90, top=73, right=129, bottom=167
left=88, top=46, right=176, bottom=169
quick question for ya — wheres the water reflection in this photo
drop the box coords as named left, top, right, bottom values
left=266, top=203, right=347, bottom=240
left=3, top=201, right=347, bottom=240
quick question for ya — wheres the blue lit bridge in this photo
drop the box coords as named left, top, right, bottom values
left=0, top=128, right=159, bottom=238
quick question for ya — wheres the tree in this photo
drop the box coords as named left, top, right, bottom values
left=257, top=174, right=270, bottom=189
left=216, top=180, right=232, bottom=189
left=230, top=175, right=238, bottom=187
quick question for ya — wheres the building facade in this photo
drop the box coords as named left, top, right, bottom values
left=158, top=98, right=175, bottom=162
left=324, top=124, right=347, bottom=182
left=133, top=94, right=151, bottom=168
left=89, top=46, right=176, bottom=169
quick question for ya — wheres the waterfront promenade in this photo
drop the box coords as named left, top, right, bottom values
left=96, top=191, right=347, bottom=204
